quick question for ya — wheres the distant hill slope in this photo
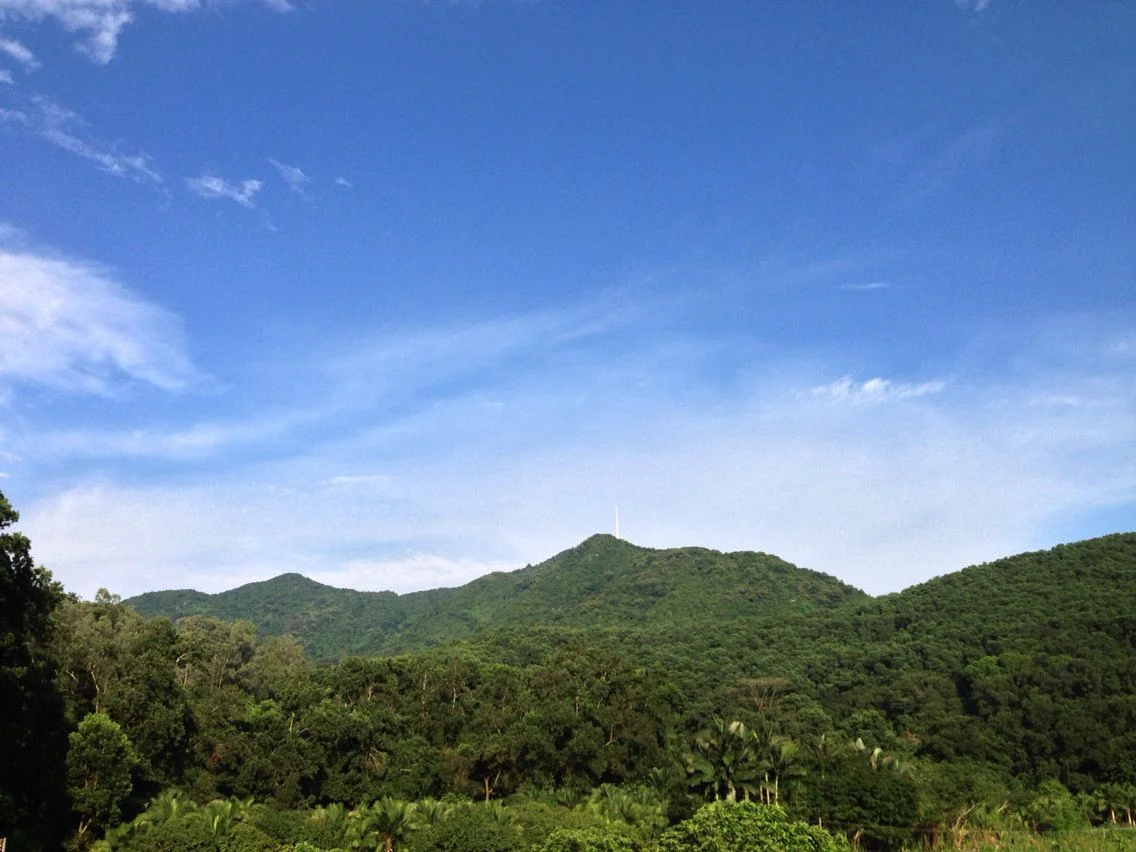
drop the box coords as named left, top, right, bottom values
left=389, top=532, right=1136, bottom=727
left=126, top=534, right=867, bottom=658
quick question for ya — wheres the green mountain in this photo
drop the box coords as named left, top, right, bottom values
left=125, top=533, right=867, bottom=658
left=103, top=529, right=1136, bottom=827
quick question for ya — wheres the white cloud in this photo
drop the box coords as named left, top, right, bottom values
left=0, top=36, right=38, bottom=69
left=15, top=310, right=1135, bottom=600
left=186, top=173, right=263, bottom=208
left=810, top=376, right=948, bottom=404
left=0, top=246, right=199, bottom=394
left=0, top=68, right=12, bottom=83
left=4, top=96, right=161, bottom=181
left=0, top=0, right=292, bottom=64
left=839, top=281, right=891, bottom=292
left=324, top=473, right=394, bottom=490
left=268, top=158, right=309, bottom=194
left=39, top=100, right=161, bottom=181
left=334, top=176, right=352, bottom=188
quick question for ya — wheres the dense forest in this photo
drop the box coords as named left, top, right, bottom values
left=3, top=487, right=1136, bottom=851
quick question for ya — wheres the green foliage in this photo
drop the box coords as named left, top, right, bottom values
left=657, top=800, right=847, bottom=851
left=406, top=803, right=527, bottom=852
left=56, top=596, right=193, bottom=790
left=68, top=712, right=140, bottom=837
left=24, top=518, right=1136, bottom=849
left=539, top=827, right=637, bottom=851
left=221, top=820, right=278, bottom=852
left=0, top=488, right=68, bottom=847
left=123, top=811, right=219, bottom=851
left=1025, top=779, right=1089, bottom=833
left=127, top=535, right=863, bottom=660
left=791, top=755, right=919, bottom=849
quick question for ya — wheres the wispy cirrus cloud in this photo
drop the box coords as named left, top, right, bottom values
left=0, top=0, right=293, bottom=64
left=0, top=96, right=162, bottom=181
left=268, top=158, right=309, bottom=195
left=811, top=376, right=948, bottom=404
left=839, top=281, right=891, bottom=292
left=186, top=173, right=263, bottom=208
left=0, top=35, right=38, bottom=69
left=0, top=239, right=201, bottom=395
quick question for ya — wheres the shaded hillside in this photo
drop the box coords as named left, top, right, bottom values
left=446, top=535, right=1136, bottom=759
left=647, top=532, right=1136, bottom=787
left=799, top=532, right=1136, bottom=784
left=126, top=534, right=866, bottom=658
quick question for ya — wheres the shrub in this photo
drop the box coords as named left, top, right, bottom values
left=657, top=801, right=847, bottom=852
left=539, top=827, right=638, bottom=851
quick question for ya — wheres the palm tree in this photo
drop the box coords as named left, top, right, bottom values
left=806, top=732, right=843, bottom=780
left=413, top=797, right=452, bottom=828
left=201, top=796, right=258, bottom=838
left=688, top=717, right=762, bottom=803
left=135, top=788, right=199, bottom=827
left=483, top=800, right=515, bottom=825
left=764, top=738, right=806, bottom=804
left=1116, top=782, right=1136, bottom=826
left=349, top=797, right=418, bottom=851
left=309, top=802, right=351, bottom=847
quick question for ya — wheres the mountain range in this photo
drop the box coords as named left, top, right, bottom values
left=125, top=534, right=865, bottom=658
left=125, top=532, right=1136, bottom=673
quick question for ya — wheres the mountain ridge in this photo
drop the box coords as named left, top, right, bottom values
left=126, top=531, right=1136, bottom=665
left=125, top=533, right=867, bottom=657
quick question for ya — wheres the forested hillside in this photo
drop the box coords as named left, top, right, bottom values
left=5, top=484, right=1136, bottom=850
left=127, top=534, right=866, bottom=658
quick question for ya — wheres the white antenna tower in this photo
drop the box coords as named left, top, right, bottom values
left=615, top=504, right=621, bottom=539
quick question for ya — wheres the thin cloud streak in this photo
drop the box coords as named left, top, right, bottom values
left=0, top=96, right=161, bottom=182
left=0, top=36, right=38, bottom=69
left=268, top=158, right=309, bottom=194
left=186, top=173, right=263, bottom=208
left=810, top=376, right=948, bottom=404
left=0, top=0, right=293, bottom=63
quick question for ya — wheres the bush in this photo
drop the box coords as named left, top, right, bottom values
left=539, top=827, right=638, bottom=851
left=657, top=801, right=847, bottom=852
left=503, top=799, right=618, bottom=848
left=406, top=804, right=528, bottom=852
left=125, top=812, right=219, bottom=851
left=222, top=821, right=279, bottom=852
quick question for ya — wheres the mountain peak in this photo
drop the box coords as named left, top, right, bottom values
left=575, top=533, right=642, bottom=551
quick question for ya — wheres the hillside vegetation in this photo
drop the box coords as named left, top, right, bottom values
left=127, top=534, right=866, bottom=658
left=6, top=482, right=1136, bottom=850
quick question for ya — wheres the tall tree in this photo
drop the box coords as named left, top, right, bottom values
left=0, top=489, right=68, bottom=847
left=67, top=712, right=139, bottom=839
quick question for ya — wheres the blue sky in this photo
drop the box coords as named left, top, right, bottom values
left=1, top=0, right=1133, bottom=599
